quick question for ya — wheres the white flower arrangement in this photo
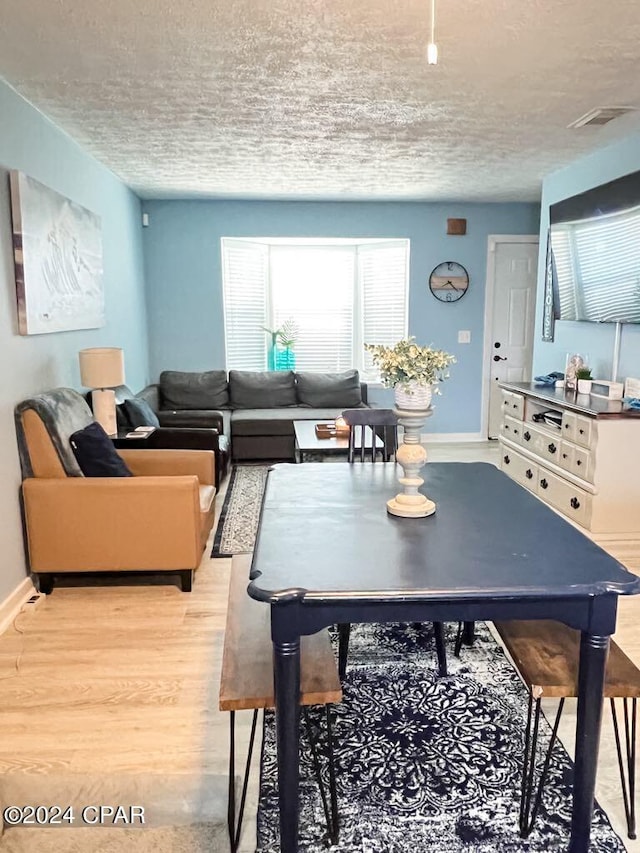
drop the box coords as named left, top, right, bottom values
left=365, top=337, right=455, bottom=393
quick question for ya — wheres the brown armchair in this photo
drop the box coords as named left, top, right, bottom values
left=15, top=388, right=216, bottom=593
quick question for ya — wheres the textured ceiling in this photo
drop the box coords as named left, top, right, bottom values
left=1, top=0, right=640, bottom=201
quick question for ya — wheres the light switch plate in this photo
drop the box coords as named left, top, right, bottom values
left=458, top=330, right=471, bottom=344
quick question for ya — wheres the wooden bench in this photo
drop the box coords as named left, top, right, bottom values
left=494, top=619, right=640, bottom=839
left=219, top=554, right=342, bottom=851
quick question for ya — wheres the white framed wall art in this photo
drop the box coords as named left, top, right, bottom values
left=9, top=171, right=104, bottom=335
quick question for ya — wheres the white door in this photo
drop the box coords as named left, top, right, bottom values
left=487, top=239, right=538, bottom=439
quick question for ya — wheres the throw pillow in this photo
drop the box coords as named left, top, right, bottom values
left=229, top=370, right=297, bottom=409
left=296, top=370, right=362, bottom=408
left=122, top=398, right=160, bottom=428
left=70, top=422, right=134, bottom=477
left=160, top=370, right=229, bottom=410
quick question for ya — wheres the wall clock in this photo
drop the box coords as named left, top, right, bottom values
left=429, top=262, right=469, bottom=302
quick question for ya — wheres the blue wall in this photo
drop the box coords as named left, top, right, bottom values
left=533, top=132, right=640, bottom=381
left=0, top=82, right=150, bottom=391
left=143, top=200, right=539, bottom=433
left=0, top=79, right=149, bottom=600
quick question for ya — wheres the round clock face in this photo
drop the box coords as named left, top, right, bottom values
left=429, top=262, right=469, bottom=302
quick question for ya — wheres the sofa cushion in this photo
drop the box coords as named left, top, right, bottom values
left=229, top=370, right=296, bottom=409
left=111, top=385, right=137, bottom=429
left=160, top=370, right=229, bottom=410
left=70, top=422, right=133, bottom=477
left=296, top=370, right=362, bottom=408
left=121, top=398, right=161, bottom=429
left=231, top=407, right=352, bottom=436
left=137, top=384, right=161, bottom=413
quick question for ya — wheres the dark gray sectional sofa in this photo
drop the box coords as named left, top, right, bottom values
left=137, top=369, right=369, bottom=461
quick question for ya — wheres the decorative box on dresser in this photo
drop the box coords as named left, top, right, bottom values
left=498, top=382, right=640, bottom=537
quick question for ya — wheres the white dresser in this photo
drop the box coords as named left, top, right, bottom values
left=498, top=382, right=640, bottom=535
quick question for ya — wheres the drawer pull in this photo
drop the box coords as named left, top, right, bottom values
left=540, top=478, right=548, bottom=490
left=523, top=431, right=531, bottom=441
left=525, top=469, right=533, bottom=480
left=503, top=455, right=510, bottom=465
left=548, top=443, right=557, bottom=454
left=576, top=459, right=582, bottom=466
left=579, top=428, right=585, bottom=435
left=562, top=453, right=568, bottom=459
left=564, top=423, right=570, bottom=429
left=512, top=404, right=518, bottom=409
left=570, top=497, right=581, bottom=510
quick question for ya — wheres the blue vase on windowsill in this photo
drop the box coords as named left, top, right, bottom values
left=267, top=343, right=295, bottom=371
left=267, top=342, right=277, bottom=371
left=275, top=347, right=295, bottom=371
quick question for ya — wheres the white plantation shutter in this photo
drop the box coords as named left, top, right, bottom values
left=222, top=239, right=268, bottom=369
left=270, top=246, right=355, bottom=371
left=221, top=238, right=409, bottom=372
left=359, top=241, right=409, bottom=379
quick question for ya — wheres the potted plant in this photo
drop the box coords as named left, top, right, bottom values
left=262, top=319, right=299, bottom=370
left=365, top=337, right=455, bottom=410
left=576, top=367, right=593, bottom=394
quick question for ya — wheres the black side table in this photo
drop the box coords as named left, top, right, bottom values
left=111, top=427, right=229, bottom=490
left=112, top=428, right=157, bottom=447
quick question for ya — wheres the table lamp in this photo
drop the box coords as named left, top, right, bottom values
left=79, top=347, right=125, bottom=437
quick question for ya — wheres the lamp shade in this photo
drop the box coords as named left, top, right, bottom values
left=79, top=347, right=125, bottom=389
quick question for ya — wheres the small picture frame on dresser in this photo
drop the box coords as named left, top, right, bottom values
left=565, top=353, right=587, bottom=391
left=624, top=377, right=640, bottom=399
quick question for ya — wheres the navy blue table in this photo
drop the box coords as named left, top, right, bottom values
left=248, top=462, right=640, bottom=852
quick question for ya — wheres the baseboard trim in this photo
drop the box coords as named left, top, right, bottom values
left=0, top=576, right=37, bottom=636
left=422, top=432, right=486, bottom=443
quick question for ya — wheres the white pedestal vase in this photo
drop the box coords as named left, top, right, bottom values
left=393, top=383, right=433, bottom=411
left=387, top=384, right=436, bottom=518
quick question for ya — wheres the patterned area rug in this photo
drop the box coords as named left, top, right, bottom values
left=256, top=622, right=625, bottom=853
left=211, top=465, right=270, bottom=557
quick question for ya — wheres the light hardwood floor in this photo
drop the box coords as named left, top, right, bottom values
left=1, top=444, right=639, bottom=851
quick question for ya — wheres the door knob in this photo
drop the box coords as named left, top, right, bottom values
left=493, top=355, right=507, bottom=362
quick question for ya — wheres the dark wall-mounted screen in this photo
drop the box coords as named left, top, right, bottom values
left=549, top=170, right=640, bottom=324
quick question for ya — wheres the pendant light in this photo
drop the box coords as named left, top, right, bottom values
left=427, top=0, right=438, bottom=65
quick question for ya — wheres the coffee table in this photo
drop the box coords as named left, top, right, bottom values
left=293, top=419, right=382, bottom=462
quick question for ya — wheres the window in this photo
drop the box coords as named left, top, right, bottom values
left=221, top=238, right=409, bottom=378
